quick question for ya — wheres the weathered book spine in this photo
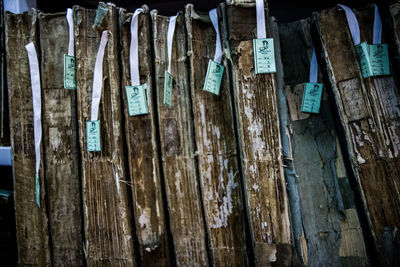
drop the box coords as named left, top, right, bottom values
left=74, top=3, right=136, bottom=266
left=313, top=6, right=400, bottom=266
left=119, top=7, right=171, bottom=266
left=383, top=2, right=400, bottom=87
left=222, top=2, right=292, bottom=266
left=38, top=11, right=84, bottom=266
left=5, top=10, right=51, bottom=266
left=150, top=9, right=207, bottom=266
left=0, top=0, right=9, bottom=146
left=275, top=18, right=367, bottom=267
left=185, top=4, right=248, bottom=266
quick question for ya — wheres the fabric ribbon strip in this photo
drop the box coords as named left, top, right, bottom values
left=338, top=4, right=360, bottom=45
left=90, top=30, right=108, bottom=122
left=25, top=42, right=42, bottom=207
left=167, top=14, right=178, bottom=73
left=209, top=9, right=222, bottom=64
left=66, top=8, right=74, bottom=56
left=373, top=4, right=382, bottom=44
left=256, top=0, right=266, bottom=39
left=309, top=47, right=318, bottom=83
left=129, top=8, right=143, bottom=86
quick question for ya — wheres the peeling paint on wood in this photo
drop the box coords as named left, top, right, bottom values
left=222, top=3, right=292, bottom=266
left=185, top=4, right=248, bottom=266
left=119, top=7, right=171, bottom=266
left=5, top=10, right=51, bottom=266
left=39, top=11, right=84, bottom=266
left=74, top=4, right=136, bottom=266
left=151, top=9, right=207, bottom=267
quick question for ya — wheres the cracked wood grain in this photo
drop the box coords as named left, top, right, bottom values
left=5, top=10, right=51, bottom=266
left=222, top=3, right=292, bottom=266
left=74, top=4, right=136, bottom=266
left=313, top=6, right=400, bottom=266
left=151, top=9, right=209, bottom=267
left=38, top=11, right=84, bottom=266
left=119, top=7, right=171, bottom=266
left=185, top=4, right=248, bottom=266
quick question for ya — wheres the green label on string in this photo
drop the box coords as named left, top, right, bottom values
left=35, top=174, right=40, bottom=207
left=125, top=84, right=148, bottom=116
left=86, top=120, right=101, bottom=152
left=203, top=60, right=224, bottom=95
left=253, top=38, right=276, bottom=74
left=355, top=42, right=373, bottom=78
left=164, top=71, right=173, bottom=106
left=301, top=83, right=323, bottom=114
left=64, top=54, right=76, bottom=89
left=370, top=44, right=390, bottom=76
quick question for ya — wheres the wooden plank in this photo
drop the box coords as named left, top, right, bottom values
left=276, top=18, right=366, bottom=266
left=0, top=0, right=9, bottom=146
left=38, top=11, right=84, bottom=266
left=222, top=2, right=292, bottom=266
left=119, top=7, right=171, bottom=266
left=313, top=6, right=400, bottom=266
left=185, top=4, right=248, bottom=266
left=384, top=2, right=400, bottom=86
left=5, top=10, right=51, bottom=266
left=150, top=9, right=207, bottom=267
left=74, top=4, right=136, bottom=266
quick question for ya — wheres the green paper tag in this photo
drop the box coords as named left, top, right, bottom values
left=64, top=54, right=77, bottom=89
left=355, top=42, right=373, bottom=78
left=370, top=44, right=390, bottom=76
left=164, top=71, right=173, bottom=106
left=86, top=120, right=101, bottom=152
left=253, top=38, right=276, bottom=74
left=301, top=83, right=323, bottom=114
left=35, top=174, right=40, bottom=207
left=203, top=60, right=224, bottom=95
left=125, top=84, right=148, bottom=116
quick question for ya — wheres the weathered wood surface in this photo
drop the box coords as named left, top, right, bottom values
left=223, top=3, right=292, bottom=266
left=0, top=0, right=9, bottom=146
left=185, top=4, right=248, bottom=266
left=313, top=6, right=400, bottom=266
left=386, top=2, right=400, bottom=86
left=119, top=7, right=171, bottom=266
left=74, top=4, right=136, bottom=266
left=38, top=12, right=84, bottom=266
left=276, top=18, right=366, bottom=267
left=151, top=9, right=207, bottom=266
left=5, top=10, right=51, bottom=266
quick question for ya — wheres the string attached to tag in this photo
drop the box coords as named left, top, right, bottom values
left=164, top=13, right=178, bottom=106
left=67, top=8, right=74, bottom=56
left=25, top=42, right=42, bottom=207
left=129, top=8, right=143, bottom=86
left=338, top=4, right=360, bottom=45
left=309, top=48, right=318, bottom=83
left=256, top=0, right=266, bottom=39
left=203, top=9, right=225, bottom=95
left=373, top=4, right=382, bottom=45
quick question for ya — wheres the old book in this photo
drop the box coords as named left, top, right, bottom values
left=5, top=10, right=51, bottom=266
left=384, top=2, right=400, bottom=85
left=0, top=2, right=9, bottom=146
left=38, top=11, right=84, bottom=266
left=74, top=3, right=136, bottom=265
left=119, top=7, right=171, bottom=266
left=185, top=4, right=248, bottom=266
left=313, top=6, right=400, bottom=266
left=275, top=18, right=367, bottom=266
left=222, top=1, right=292, bottom=265
left=150, top=9, right=207, bottom=266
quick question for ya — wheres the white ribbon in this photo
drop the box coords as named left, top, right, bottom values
left=338, top=4, right=360, bottom=45
left=373, top=4, right=382, bottom=44
left=25, top=42, right=42, bottom=206
left=129, top=8, right=143, bottom=86
left=167, top=14, right=178, bottom=73
left=66, top=8, right=74, bottom=56
left=90, top=31, right=108, bottom=122
left=309, top=47, right=318, bottom=83
left=209, top=9, right=223, bottom=64
left=256, top=0, right=266, bottom=39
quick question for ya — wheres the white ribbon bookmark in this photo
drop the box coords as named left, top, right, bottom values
left=90, top=31, right=108, bottom=122
left=66, top=8, right=74, bottom=56
left=129, top=8, right=143, bottom=86
left=373, top=4, right=382, bottom=45
left=167, top=14, right=178, bottom=73
left=256, top=0, right=266, bottom=39
left=209, top=9, right=222, bottom=64
left=338, top=4, right=360, bottom=45
left=25, top=42, right=42, bottom=207
left=309, top=48, right=318, bottom=83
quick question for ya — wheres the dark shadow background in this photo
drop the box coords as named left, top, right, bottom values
left=38, top=0, right=380, bottom=22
